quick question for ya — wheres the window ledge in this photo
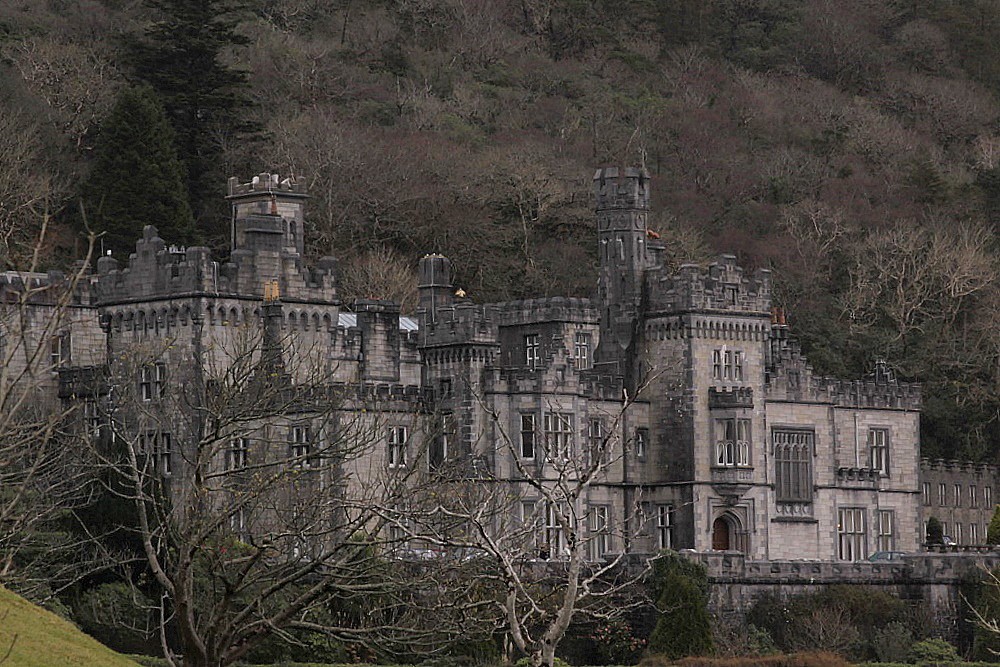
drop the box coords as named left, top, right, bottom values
left=771, top=516, right=819, bottom=524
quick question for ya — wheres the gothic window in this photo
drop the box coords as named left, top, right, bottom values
left=656, top=505, right=673, bottom=549
left=635, top=427, right=648, bottom=459
left=869, top=428, right=889, bottom=475
left=291, top=425, right=312, bottom=468
left=838, top=507, right=867, bottom=561
left=141, top=431, right=172, bottom=476
left=83, top=399, right=102, bottom=439
left=922, top=482, right=931, bottom=506
left=971, top=485, right=979, bottom=508
left=939, top=483, right=947, bottom=505
left=544, top=413, right=573, bottom=460
left=525, top=334, right=540, bottom=368
left=520, top=414, right=535, bottom=459
left=574, top=332, right=592, bottom=370
left=139, top=363, right=166, bottom=401
left=954, top=484, right=962, bottom=507
left=545, top=502, right=567, bottom=559
left=712, top=348, right=744, bottom=382
left=50, top=331, right=70, bottom=368
left=876, top=510, right=894, bottom=552
left=956, top=522, right=964, bottom=545
left=987, top=486, right=993, bottom=507
left=589, top=505, right=610, bottom=560
left=715, top=419, right=750, bottom=467
left=430, top=414, right=454, bottom=470
left=774, top=430, right=813, bottom=503
left=227, top=438, right=249, bottom=471
left=971, top=524, right=979, bottom=544
left=387, top=426, right=408, bottom=468
left=588, top=418, right=605, bottom=465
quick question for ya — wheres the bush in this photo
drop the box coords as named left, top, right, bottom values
left=871, top=621, right=913, bottom=663
left=988, top=506, right=1000, bottom=545
left=646, top=552, right=713, bottom=659
left=926, top=517, right=944, bottom=545
left=514, top=657, right=570, bottom=667
left=908, top=637, right=961, bottom=664
left=641, top=650, right=852, bottom=667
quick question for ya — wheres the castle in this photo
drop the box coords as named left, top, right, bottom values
left=7, top=168, right=930, bottom=561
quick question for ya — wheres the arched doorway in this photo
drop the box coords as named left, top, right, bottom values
left=712, top=516, right=731, bottom=551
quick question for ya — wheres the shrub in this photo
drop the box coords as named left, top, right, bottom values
left=871, top=621, right=913, bottom=663
left=988, top=506, right=1000, bottom=545
left=641, top=650, right=852, bottom=667
left=926, top=516, right=944, bottom=545
left=514, top=656, right=570, bottom=667
left=646, top=552, right=713, bottom=659
left=908, top=637, right=961, bottom=664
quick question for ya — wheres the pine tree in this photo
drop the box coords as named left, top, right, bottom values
left=128, top=0, right=253, bottom=242
left=646, top=552, right=713, bottom=659
left=987, top=506, right=1000, bottom=545
left=79, top=85, right=195, bottom=258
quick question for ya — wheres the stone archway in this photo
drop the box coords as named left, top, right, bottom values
left=712, top=516, right=732, bottom=551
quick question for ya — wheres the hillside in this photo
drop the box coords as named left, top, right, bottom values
left=0, top=585, right=139, bottom=666
left=3, top=0, right=1000, bottom=458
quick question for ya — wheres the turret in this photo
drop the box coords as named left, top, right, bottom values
left=593, top=166, right=651, bottom=380
left=226, top=173, right=309, bottom=256
left=418, top=254, right=453, bottom=323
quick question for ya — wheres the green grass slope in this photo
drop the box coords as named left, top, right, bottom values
left=0, top=586, right=140, bottom=667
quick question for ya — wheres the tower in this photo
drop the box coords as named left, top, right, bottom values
left=593, top=166, right=651, bottom=378
left=226, top=173, right=309, bottom=256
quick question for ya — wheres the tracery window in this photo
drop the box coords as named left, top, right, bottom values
left=715, top=419, right=751, bottom=467
left=774, top=430, right=813, bottom=503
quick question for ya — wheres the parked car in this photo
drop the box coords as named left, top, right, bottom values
left=867, top=550, right=907, bottom=562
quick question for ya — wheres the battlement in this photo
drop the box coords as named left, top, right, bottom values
left=921, top=458, right=1000, bottom=477
left=766, top=344, right=921, bottom=410
left=418, top=301, right=501, bottom=348
left=593, top=166, right=650, bottom=211
left=0, top=269, right=96, bottom=306
left=495, top=297, right=597, bottom=326
left=96, top=225, right=338, bottom=305
left=709, top=387, right=754, bottom=409
left=647, top=255, right=772, bottom=314
left=227, top=172, right=308, bottom=198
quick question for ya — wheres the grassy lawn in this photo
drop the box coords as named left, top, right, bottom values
left=0, top=585, right=140, bottom=667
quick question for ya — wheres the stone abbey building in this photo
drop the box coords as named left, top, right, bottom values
left=13, top=168, right=927, bottom=561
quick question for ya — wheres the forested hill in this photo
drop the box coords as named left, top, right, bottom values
left=3, top=0, right=1000, bottom=459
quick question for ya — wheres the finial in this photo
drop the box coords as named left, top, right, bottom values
left=454, top=287, right=466, bottom=298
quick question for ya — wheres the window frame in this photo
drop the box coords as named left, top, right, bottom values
left=656, top=504, right=672, bottom=549
left=519, top=414, right=536, bottom=460
left=589, top=505, right=610, bottom=561
left=838, top=507, right=867, bottom=561
left=574, top=332, right=592, bottom=370
left=876, top=509, right=894, bottom=552
left=290, top=424, right=313, bottom=469
left=715, top=418, right=751, bottom=467
left=868, top=427, right=889, bottom=476
left=773, top=429, right=813, bottom=503
left=525, top=333, right=540, bottom=368
left=227, top=437, right=249, bottom=471
left=543, top=412, right=573, bottom=461
left=387, top=425, right=408, bottom=469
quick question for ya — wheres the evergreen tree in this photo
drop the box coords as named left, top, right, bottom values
left=988, top=506, right=1000, bottom=545
left=79, top=85, right=195, bottom=258
left=646, top=551, right=713, bottom=659
left=129, top=0, right=253, bottom=242
left=926, top=516, right=944, bottom=545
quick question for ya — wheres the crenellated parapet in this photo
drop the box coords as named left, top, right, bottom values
left=921, top=457, right=1000, bottom=477
left=495, top=297, right=598, bottom=327
left=96, top=225, right=338, bottom=306
left=767, top=340, right=921, bottom=410
left=647, top=255, right=772, bottom=315
left=593, top=166, right=650, bottom=211
left=418, top=301, right=501, bottom=349
left=0, top=269, right=96, bottom=306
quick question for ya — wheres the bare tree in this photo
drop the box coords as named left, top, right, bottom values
left=0, top=223, right=101, bottom=600
left=93, top=311, right=480, bottom=666
left=403, top=384, right=660, bottom=667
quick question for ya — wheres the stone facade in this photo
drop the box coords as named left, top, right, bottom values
left=16, top=168, right=938, bottom=561
left=920, top=458, right=1000, bottom=546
